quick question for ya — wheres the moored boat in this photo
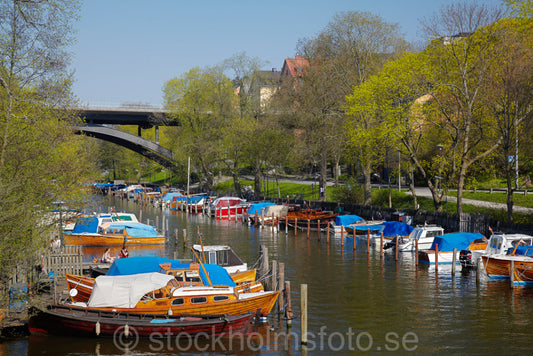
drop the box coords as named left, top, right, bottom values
left=482, top=245, right=533, bottom=279
left=460, top=233, right=533, bottom=268
left=29, top=304, right=253, bottom=337
left=67, top=272, right=278, bottom=316
left=395, top=225, right=444, bottom=252
left=418, top=232, right=485, bottom=264
left=63, top=216, right=165, bottom=246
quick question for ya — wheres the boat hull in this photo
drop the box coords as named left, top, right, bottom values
left=29, top=305, right=253, bottom=338
left=64, top=233, right=165, bottom=246
left=482, top=255, right=533, bottom=279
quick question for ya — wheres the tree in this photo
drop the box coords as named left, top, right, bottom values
left=0, top=0, right=95, bottom=310
left=301, top=11, right=408, bottom=203
left=484, top=17, right=533, bottom=222
left=419, top=1, right=505, bottom=215
left=163, top=66, right=235, bottom=192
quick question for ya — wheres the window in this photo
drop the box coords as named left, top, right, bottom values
left=214, top=295, right=229, bottom=302
left=171, top=298, right=184, bottom=305
left=191, top=297, right=207, bottom=304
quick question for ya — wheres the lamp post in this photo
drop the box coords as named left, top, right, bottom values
left=398, top=149, right=401, bottom=192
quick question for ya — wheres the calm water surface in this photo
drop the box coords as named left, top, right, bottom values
left=3, top=196, right=533, bottom=355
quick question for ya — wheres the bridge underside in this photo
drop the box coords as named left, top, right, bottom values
left=74, top=125, right=177, bottom=171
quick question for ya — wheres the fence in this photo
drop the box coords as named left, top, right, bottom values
left=268, top=197, right=533, bottom=235
left=42, top=246, right=83, bottom=278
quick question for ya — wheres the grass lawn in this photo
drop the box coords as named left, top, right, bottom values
left=213, top=179, right=533, bottom=225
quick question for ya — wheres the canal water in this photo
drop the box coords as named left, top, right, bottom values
left=3, top=195, right=533, bottom=355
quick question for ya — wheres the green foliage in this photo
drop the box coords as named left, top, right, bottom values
left=330, top=181, right=364, bottom=205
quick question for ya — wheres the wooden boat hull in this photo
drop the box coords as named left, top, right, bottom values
left=482, top=255, right=533, bottom=279
left=66, top=273, right=94, bottom=303
left=513, top=265, right=533, bottom=285
left=64, top=233, right=165, bottom=246
left=29, top=305, right=253, bottom=338
left=230, top=269, right=256, bottom=285
left=83, top=290, right=279, bottom=317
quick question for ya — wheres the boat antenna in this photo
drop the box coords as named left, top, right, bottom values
left=190, top=247, right=212, bottom=286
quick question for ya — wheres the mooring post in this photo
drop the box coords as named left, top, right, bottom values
left=317, top=220, right=321, bottom=241
left=285, top=281, right=293, bottom=327
left=380, top=232, right=384, bottom=258
left=435, top=244, right=439, bottom=271
left=271, top=260, right=277, bottom=292
left=301, top=284, right=308, bottom=345
left=476, top=257, right=482, bottom=283
left=367, top=229, right=370, bottom=253
left=415, top=238, right=419, bottom=266
left=452, top=248, right=457, bottom=276
left=182, top=229, right=187, bottom=247
left=395, top=235, right=399, bottom=261
left=174, top=229, right=178, bottom=244
left=353, top=228, right=356, bottom=251
left=278, top=262, right=285, bottom=314
left=294, top=218, right=298, bottom=236
left=260, top=246, right=269, bottom=285
left=510, top=260, right=515, bottom=289
left=327, top=223, right=330, bottom=244
left=307, top=219, right=310, bottom=239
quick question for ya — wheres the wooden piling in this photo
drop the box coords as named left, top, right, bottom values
left=380, top=232, right=384, bottom=258
left=271, top=260, right=277, bottom=292
left=278, top=263, right=285, bottom=314
left=156, top=216, right=159, bottom=231
left=260, top=246, right=269, bottom=285
left=285, top=281, right=293, bottom=327
left=307, top=219, right=310, bottom=239
left=182, top=229, right=187, bottom=246
left=353, top=228, right=356, bottom=251
left=317, top=220, right=321, bottom=241
left=452, top=248, right=457, bottom=276
left=395, top=235, right=399, bottom=261
left=301, top=284, right=308, bottom=345
left=326, top=224, right=330, bottom=244
left=510, top=260, right=515, bottom=289
left=435, top=244, right=439, bottom=270
left=367, top=229, right=370, bottom=253
left=476, top=257, right=482, bottom=283
left=294, top=218, right=298, bottom=236
left=174, top=229, right=178, bottom=244
left=415, top=238, right=419, bottom=266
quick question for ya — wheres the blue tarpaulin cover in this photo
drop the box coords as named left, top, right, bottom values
left=106, top=222, right=159, bottom=237
left=335, top=215, right=363, bottom=227
left=105, top=256, right=236, bottom=287
left=507, top=245, right=533, bottom=256
left=187, top=196, right=206, bottom=204
left=162, top=192, right=182, bottom=202
left=248, top=202, right=276, bottom=215
left=379, top=221, right=414, bottom=237
left=353, top=224, right=383, bottom=231
left=71, top=217, right=99, bottom=233
left=430, top=232, right=484, bottom=252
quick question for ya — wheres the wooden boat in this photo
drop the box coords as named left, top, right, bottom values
left=29, top=304, right=253, bottom=337
left=281, top=205, right=338, bottom=231
left=460, top=233, right=533, bottom=268
left=418, top=232, right=485, bottom=264
left=191, top=244, right=258, bottom=285
left=66, top=272, right=278, bottom=316
left=482, top=245, right=533, bottom=279
left=64, top=219, right=165, bottom=246
left=512, top=264, right=533, bottom=286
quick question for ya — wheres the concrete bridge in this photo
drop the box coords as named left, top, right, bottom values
left=75, top=107, right=178, bottom=169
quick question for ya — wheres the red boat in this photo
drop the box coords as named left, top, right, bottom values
left=208, top=197, right=246, bottom=218
left=29, top=304, right=253, bottom=338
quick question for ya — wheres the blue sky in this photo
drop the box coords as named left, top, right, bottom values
left=70, top=0, right=503, bottom=107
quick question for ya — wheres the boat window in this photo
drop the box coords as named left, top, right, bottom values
left=214, top=295, right=229, bottom=302
left=191, top=297, right=207, bottom=304
left=209, top=251, right=217, bottom=264
left=171, top=298, right=184, bottom=305
left=218, top=250, right=229, bottom=266
left=185, top=271, right=201, bottom=283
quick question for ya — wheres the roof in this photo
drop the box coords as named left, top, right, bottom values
left=281, top=55, right=309, bottom=78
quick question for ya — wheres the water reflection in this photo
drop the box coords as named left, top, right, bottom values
left=5, top=195, right=533, bottom=355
